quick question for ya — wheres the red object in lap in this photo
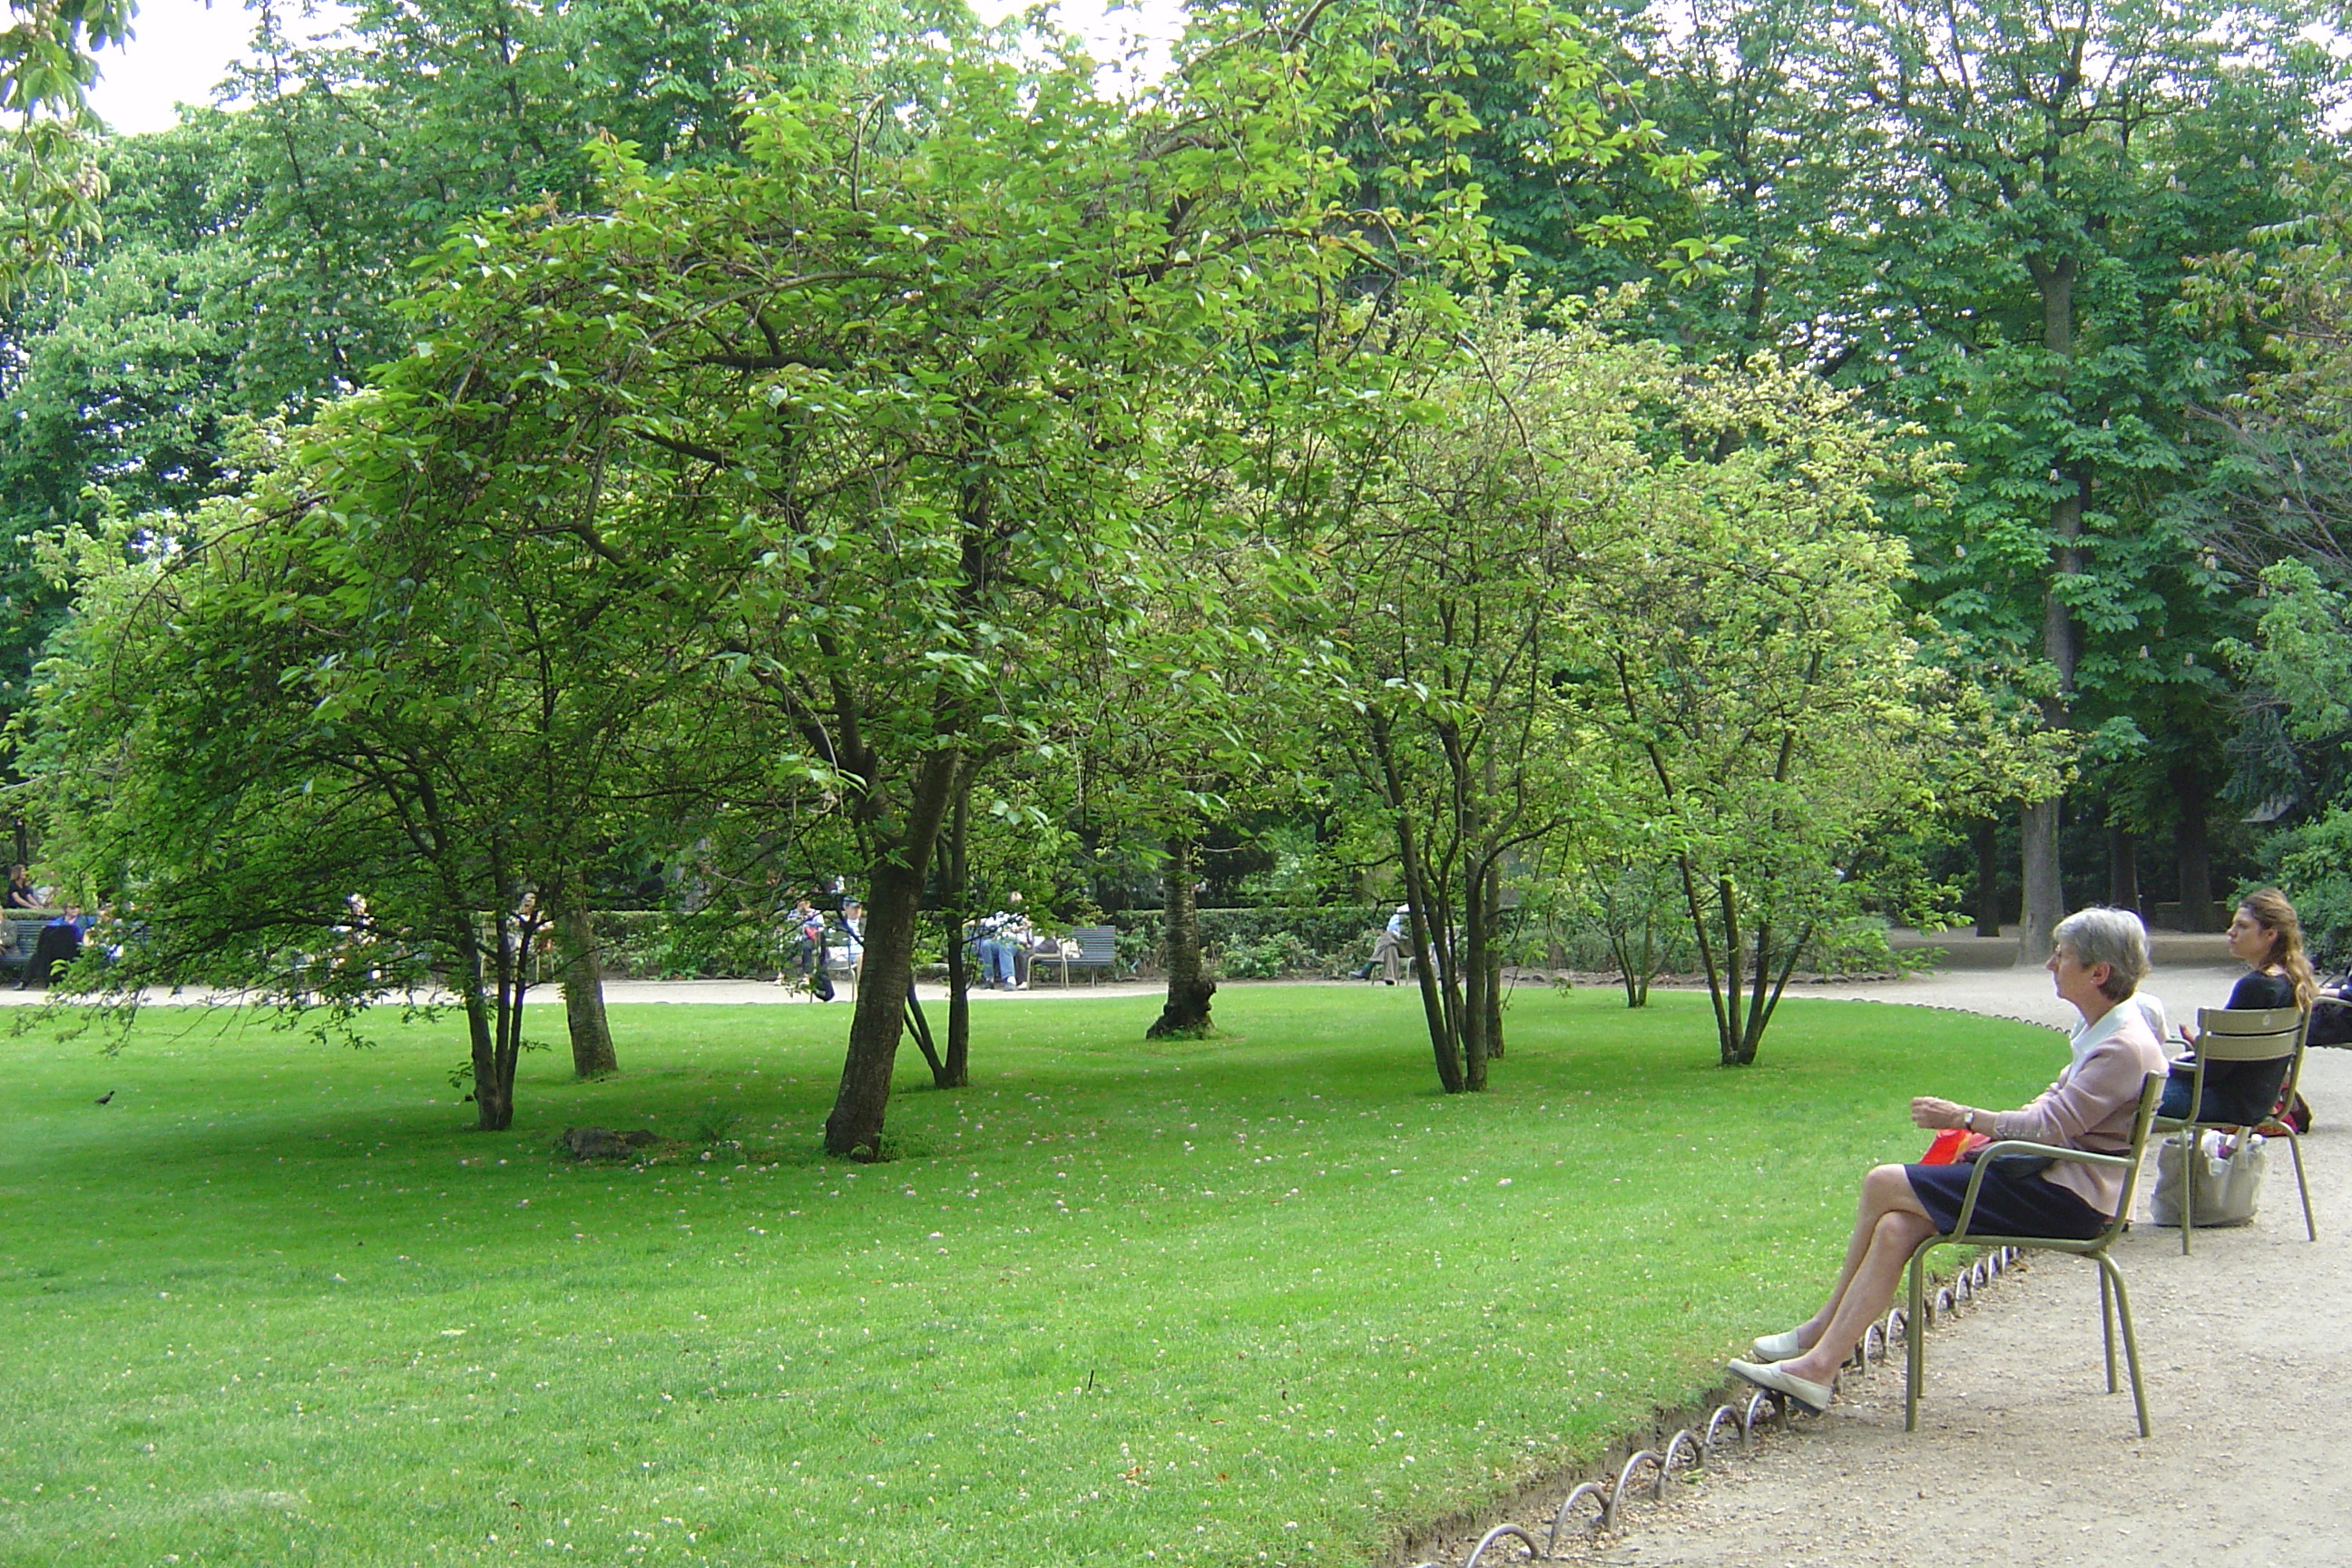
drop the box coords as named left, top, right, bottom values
left=1920, top=1128, right=1992, bottom=1164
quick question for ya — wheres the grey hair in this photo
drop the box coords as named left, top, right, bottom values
left=2053, top=906, right=2151, bottom=1002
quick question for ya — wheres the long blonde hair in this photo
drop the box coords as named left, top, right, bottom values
left=2240, top=887, right=2319, bottom=1009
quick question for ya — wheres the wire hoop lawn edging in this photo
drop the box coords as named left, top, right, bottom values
left=1402, top=1246, right=2020, bottom=1567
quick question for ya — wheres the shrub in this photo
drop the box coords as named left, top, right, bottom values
left=1210, top=929, right=1318, bottom=979
left=2256, top=808, right=2352, bottom=971
left=1117, top=906, right=1389, bottom=977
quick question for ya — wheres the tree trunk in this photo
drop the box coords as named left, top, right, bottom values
left=1369, top=715, right=1465, bottom=1092
left=2107, top=822, right=2141, bottom=917
left=939, top=777, right=973, bottom=1088
left=2018, top=798, right=2063, bottom=964
left=1972, top=817, right=2004, bottom=938
left=824, top=750, right=963, bottom=1158
left=1718, top=874, right=1755, bottom=1066
left=461, top=961, right=510, bottom=1131
left=550, top=873, right=617, bottom=1078
left=1462, top=857, right=1490, bottom=1090
left=2020, top=254, right=2082, bottom=967
left=1399, top=846, right=1462, bottom=1093
left=1675, top=852, right=1735, bottom=1063
left=448, top=914, right=515, bottom=1132
left=1146, top=834, right=1216, bottom=1039
left=1602, top=867, right=1655, bottom=1007
left=2174, top=773, right=2218, bottom=932
left=903, top=991, right=946, bottom=1079
left=1482, top=858, right=1504, bottom=1061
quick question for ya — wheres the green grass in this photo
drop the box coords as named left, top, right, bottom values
left=0, top=985, right=2066, bottom=1567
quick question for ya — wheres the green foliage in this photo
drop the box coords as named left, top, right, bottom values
left=1118, top=905, right=1394, bottom=978
left=1557, top=338, right=1968, bottom=1063
left=604, top=912, right=788, bottom=982
left=0, top=0, right=134, bottom=289
left=0, top=0, right=942, bottom=736
left=0, top=988, right=2073, bottom=1564
left=2249, top=808, right=2352, bottom=968
left=1205, top=927, right=1319, bottom=980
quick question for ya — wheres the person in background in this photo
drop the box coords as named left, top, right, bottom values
left=1366, top=905, right=1411, bottom=985
left=20, top=902, right=89, bottom=987
left=974, top=898, right=1031, bottom=990
left=2159, top=887, right=2318, bottom=1124
left=3, top=865, right=39, bottom=909
left=779, top=896, right=825, bottom=990
left=1725, top=906, right=2168, bottom=1415
left=838, top=898, right=866, bottom=989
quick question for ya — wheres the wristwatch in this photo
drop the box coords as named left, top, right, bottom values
left=1964, top=1108, right=1977, bottom=1133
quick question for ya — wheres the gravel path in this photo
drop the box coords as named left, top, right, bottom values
left=1493, top=953, right=2352, bottom=1568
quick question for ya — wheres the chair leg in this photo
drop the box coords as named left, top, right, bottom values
left=2096, top=1253, right=2151, bottom=1438
left=2288, top=1132, right=2318, bottom=1241
left=2107, top=1269, right=2126, bottom=1391
left=1905, top=1249, right=1928, bottom=1432
left=2178, top=1128, right=2196, bottom=1256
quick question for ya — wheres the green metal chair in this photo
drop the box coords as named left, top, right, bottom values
left=2151, top=1004, right=2315, bottom=1255
left=1904, top=1072, right=2164, bottom=1437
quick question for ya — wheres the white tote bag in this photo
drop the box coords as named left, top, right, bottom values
left=2150, top=1130, right=2268, bottom=1228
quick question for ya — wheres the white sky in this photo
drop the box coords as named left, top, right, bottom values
left=88, top=1, right=348, bottom=135
left=86, top=0, right=1182, bottom=138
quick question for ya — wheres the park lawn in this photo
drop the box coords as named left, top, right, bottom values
left=0, top=984, right=2069, bottom=1567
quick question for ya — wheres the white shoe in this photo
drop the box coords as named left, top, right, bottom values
left=1726, top=1358, right=1832, bottom=1415
left=1751, top=1328, right=1808, bottom=1361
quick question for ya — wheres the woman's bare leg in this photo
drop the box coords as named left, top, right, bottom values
left=1786, top=1165, right=1936, bottom=1354
left=1779, top=1204, right=1937, bottom=1385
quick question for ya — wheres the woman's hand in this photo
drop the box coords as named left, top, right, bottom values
left=1910, top=1096, right=1969, bottom=1131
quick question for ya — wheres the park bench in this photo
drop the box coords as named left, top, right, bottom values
left=0, top=912, right=54, bottom=975
left=1030, top=925, right=1119, bottom=986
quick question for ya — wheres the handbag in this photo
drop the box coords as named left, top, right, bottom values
left=2308, top=987, right=2352, bottom=1048
left=2150, top=1130, right=2268, bottom=1228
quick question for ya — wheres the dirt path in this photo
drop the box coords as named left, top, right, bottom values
left=1513, top=955, right=2352, bottom=1568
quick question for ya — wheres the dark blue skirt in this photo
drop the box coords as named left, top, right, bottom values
left=1906, top=1159, right=2109, bottom=1240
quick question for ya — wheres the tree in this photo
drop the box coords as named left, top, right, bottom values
left=1826, top=0, right=2337, bottom=955
left=292, top=0, right=1660, bottom=1154
left=21, top=303, right=736, bottom=1127
left=2188, top=168, right=2352, bottom=585
left=1557, top=336, right=1960, bottom=1065
left=0, top=0, right=942, bottom=738
left=1289, top=295, right=1607, bottom=1091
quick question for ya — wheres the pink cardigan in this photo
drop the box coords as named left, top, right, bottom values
left=1988, top=1002, right=2169, bottom=1217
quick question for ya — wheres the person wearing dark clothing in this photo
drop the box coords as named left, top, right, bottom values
left=20, top=905, right=83, bottom=986
left=3, top=866, right=39, bottom=909
left=2158, top=888, right=2316, bottom=1123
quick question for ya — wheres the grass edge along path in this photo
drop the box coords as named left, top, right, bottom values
left=0, top=986, right=2066, bottom=1567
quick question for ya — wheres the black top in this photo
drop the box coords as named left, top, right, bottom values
left=2227, top=971, right=2296, bottom=1012
left=2185, top=969, right=2299, bottom=1123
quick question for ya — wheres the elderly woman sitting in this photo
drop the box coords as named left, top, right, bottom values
left=1728, top=906, right=2170, bottom=1414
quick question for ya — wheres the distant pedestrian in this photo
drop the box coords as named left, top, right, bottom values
left=1368, top=906, right=1410, bottom=985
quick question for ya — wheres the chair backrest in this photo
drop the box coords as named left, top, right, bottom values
left=2194, top=1005, right=2304, bottom=1063
left=1073, top=926, right=1117, bottom=961
left=2104, top=1072, right=2167, bottom=1240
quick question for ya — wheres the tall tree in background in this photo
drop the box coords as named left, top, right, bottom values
left=1826, top=0, right=2335, bottom=954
